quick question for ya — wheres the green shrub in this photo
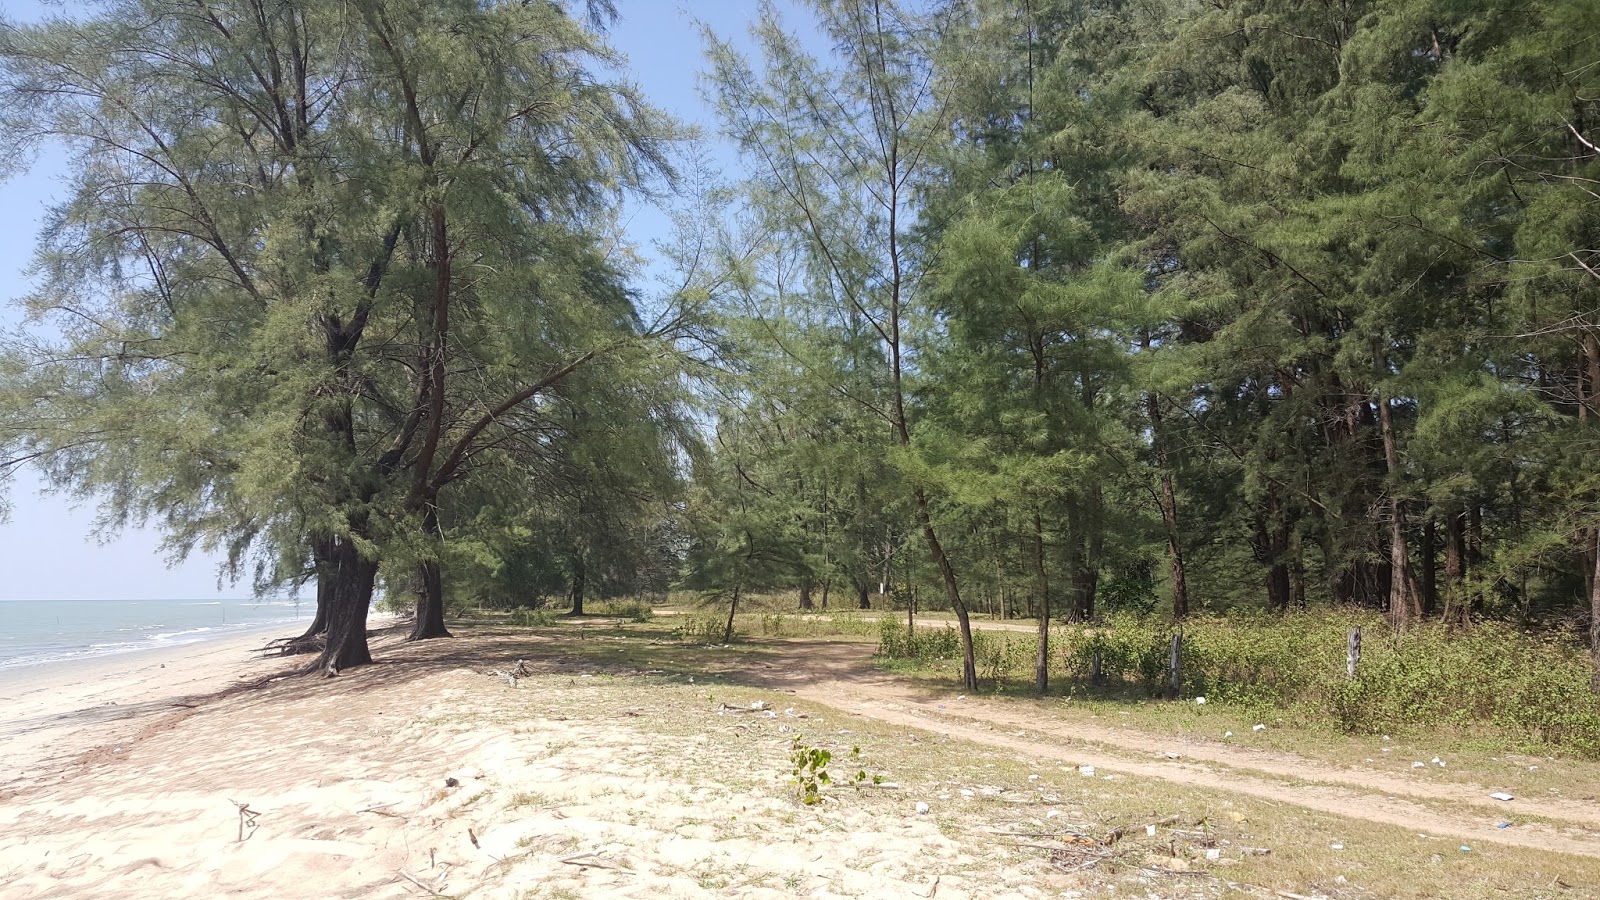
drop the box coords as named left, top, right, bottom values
left=508, top=607, right=555, bottom=627
left=590, top=598, right=655, bottom=622
left=675, top=613, right=729, bottom=643
left=880, top=609, right=1600, bottom=758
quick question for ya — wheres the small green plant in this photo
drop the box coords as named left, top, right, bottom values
left=791, top=738, right=879, bottom=804
left=791, top=737, right=832, bottom=805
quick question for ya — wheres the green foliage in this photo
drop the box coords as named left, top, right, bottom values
left=879, top=613, right=1600, bottom=757
left=789, top=737, right=876, bottom=805
left=588, top=599, right=656, bottom=623
left=759, top=611, right=877, bottom=638
left=674, top=614, right=731, bottom=644
left=789, top=738, right=833, bottom=805
left=509, top=608, right=557, bottom=628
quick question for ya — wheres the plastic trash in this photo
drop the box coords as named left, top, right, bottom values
left=915, top=802, right=930, bottom=814
left=1412, top=761, right=1426, bottom=768
left=1224, top=731, right=1233, bottom=738
left=1078, top=765, right=1096, bottom=777
left=1489, top=792, right=1515, bottom=801
left=1205, top=849, right=1221, bottom=861
left=1460, top=845, right=1472, bottom=853
left=1252, top=724, right=1266, bottom=732
left=1497, top=822, right=1512, bottom=829
left=1330, top=842, right=1344, bottom=850
left=1146, top=824, right=1158, bottom=836
left=1195, top=696, right=1206, bottom=705
left=1046, top=809, right=1059, bottom=819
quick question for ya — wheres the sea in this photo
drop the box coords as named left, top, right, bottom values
left=0, top=597, right=312, bottom=671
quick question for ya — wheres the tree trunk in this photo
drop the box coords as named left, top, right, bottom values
left=1421, top=516, right=1438, bottom=617
left=407, top=503, right=451, bottom=641
left=820, top=577, right=831, bottom=610
left=799, top=575, right=815, bottom=610
left=913, top=486, right=977, bottom=691
left=857, top=580, right=871, bottom=610
left=292, top=534, right=335, bottom=642
left=723, top=583, right=740, bottom=644
left=1033, top=509, right=1050, bottom=695
left=567, top=547, right=586, bottom=616
left=1376, top=392, right=1412, bottom=628
left=1590, top=537, right=1600, bottom=693
left=310, top=532, right=378, bottom=675
left=1143, top=382, right=1189, bottom=618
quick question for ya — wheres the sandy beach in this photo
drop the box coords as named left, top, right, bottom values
left=0, top=623, right=1054, bottom=900
left=6, top=618, right=1600, bottom=900
left=0, top=625, right=301, bottom=785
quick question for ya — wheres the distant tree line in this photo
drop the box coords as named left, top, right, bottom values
left=689, top=0, right=1600, bottom=692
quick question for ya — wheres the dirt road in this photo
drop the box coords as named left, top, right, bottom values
left=736, top=638, right=1600, bottom=858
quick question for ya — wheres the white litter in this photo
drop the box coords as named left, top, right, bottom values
left=960, top=789, right=975, bottom=798
left=1195, top=696, right=1206, bottom=705
left=1029, top=774, right=1040, bottom=781
left=1046, top=810, right=1060, bottom=819
left=916, top=802, right=930, bottom=814
left=1490, top=792, right=1515, bottom=802
left=1078, top=765, right=1096, bottom=777
left=1330, top=843, right=1344, bottom=850
left=1252, top=724, right=1266, bottom=732
left=1224, top=731, right=1233, bottom=738
left=1146, top=824, right=1158, bottom=836
left=1205, top=849, right=1221, bottom=861
left=1412, top=762, right=1426, bottom=768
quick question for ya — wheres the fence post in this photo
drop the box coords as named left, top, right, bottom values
left=1169, top=629, right=1183, bottom=698
left=1347, top=625, right=1362, bottom=679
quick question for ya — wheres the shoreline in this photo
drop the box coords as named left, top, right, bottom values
left=0, top=620, right=305, bottom=784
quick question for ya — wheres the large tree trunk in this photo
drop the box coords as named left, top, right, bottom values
left=407, top=502, right=451, bottom=641
left=291, top=534, right=335, bottom=643
left=857, top=579, right=871, bottom=610
left=310, top=532, right=378, bottom=675
left=799, top=574, right=815, bottom=610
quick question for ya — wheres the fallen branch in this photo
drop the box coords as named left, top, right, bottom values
left=396, top=870, right=443, bottom=897
left=229, top=799, right=260, bottom=843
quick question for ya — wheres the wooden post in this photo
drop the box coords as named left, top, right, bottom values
left=1091, top=646, right=1103, bottom=685
left=1169, top=629, right=1183, bottom=697
left=1347, top=625, right=1362, bottom=679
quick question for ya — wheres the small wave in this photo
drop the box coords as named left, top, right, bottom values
left=152, top=626, right=215, bottom=641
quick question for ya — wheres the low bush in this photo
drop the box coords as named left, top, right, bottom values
left=675, top=613, right=730, bottom=643
left=877, top=610, right=1600, bottom=758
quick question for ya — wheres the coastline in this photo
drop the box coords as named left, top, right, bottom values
left=0, top=620, right=305, bottom=784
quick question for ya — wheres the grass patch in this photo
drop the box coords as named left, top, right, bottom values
left=877, top=611, right=1600, bottom=759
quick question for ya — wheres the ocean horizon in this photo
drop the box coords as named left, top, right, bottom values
left=0, top=597, right=312, bottom=670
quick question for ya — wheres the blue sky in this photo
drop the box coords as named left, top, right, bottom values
left=0, top=0, right=812, bottom=599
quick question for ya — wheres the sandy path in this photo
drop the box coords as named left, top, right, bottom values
left=740, top=639, right=1600, bottom=858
